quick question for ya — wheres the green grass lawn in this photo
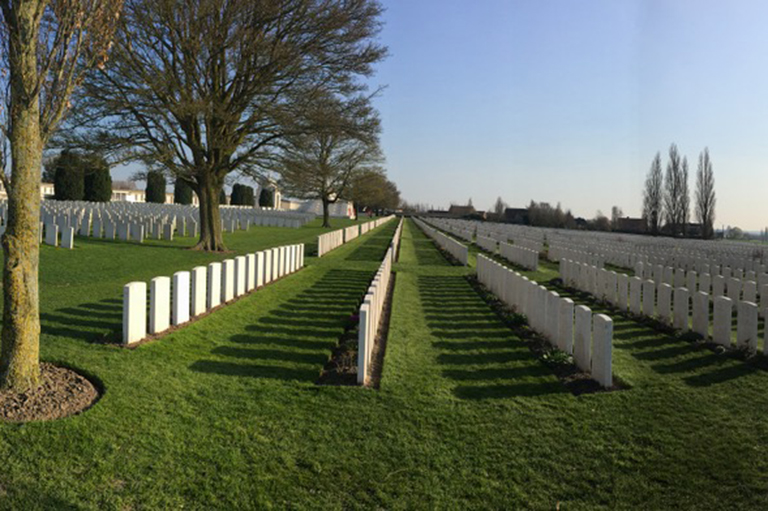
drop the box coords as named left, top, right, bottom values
left=1, top=219, right=768, bottom=509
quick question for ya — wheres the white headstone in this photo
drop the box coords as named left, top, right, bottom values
left=629, top=277, right=642, bottom=315
left=222, top=259, right=235, bottom=302
left=235, top=256, right=247, bottom=296
left=130, top=223, right=145, bottom=243
left=673, top=287, right=690, bottom=332
left=692, top=291, right=709, bottom=338
left=712, top=275, right=725, bottom=297
left=123, top=282, right=147, bottom=345
left=592, top=314, right=613, bottom=388
left=686, top=271, right=697, bottom=294
left=149, top=276, right=171, bottom=334
left=61, top=227, right=75, bottom=249
left=256, top=252, right=265, bottom=288
left=545, top=291, right=560, bottom=342
left=574, top=305, right=592, bottom=372
left=727, top=278, right=742, bottom=302
left=736, top=301, right=759, bottom=351
left=207, top=262, right=222, bottom=309
left=558, top=298, right=574, bottom=354
left=700, top=273, right=711, bottom=295
left=263, top=250, right=273, bottom=284
left=172, top=271, right=191, bottom=325
left=246, top=253, right=256, bottom=291
left=617, top=273, right=629, bottom=312
left=713, top=296, right=733, bottom=347
left=191, top=266, right=207, bottom=316
left=642, top=279, right=655, bottom=318
left=657, top=283, right=672, bottom=325
left=44, top=223, right=58, bottom=247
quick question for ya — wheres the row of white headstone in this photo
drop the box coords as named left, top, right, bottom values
left=357, top=219, right=404, bottom=385
left=474, top=233, right=539, bottom=271
left=432, top=217, right=545, bottom=253
left=475, top=234, right=498, bottom=253
left=477, top=254, right=613, bottom=387
left=40, top=223, right=75, bottom=249
left=561, top=258, right=767, bottom=353
left=431, top=219, right=474, bottom=243
left=317, top=216, right=396, bottom=257
left=123, top=244, right=305, bottom=345
left=548, top=243, right=605, bottom=268
left=344, top=225, right=359, bottom=243
left=438, top=214, right=768, bottom=275
left=636, top=261, right=768, bottom=313
left=499, top=241, right=538, bottom=271
left=33, top=200, right=314, bottom=230
left=414, top=218, right=469, bottom=265
left=23, top=200, right=314, bottom=248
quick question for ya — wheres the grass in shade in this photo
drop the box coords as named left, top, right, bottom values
left=0, top=219, right=767, bottom=508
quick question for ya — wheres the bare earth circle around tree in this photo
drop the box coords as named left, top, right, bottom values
left=0, top=363, right=100, bottom=422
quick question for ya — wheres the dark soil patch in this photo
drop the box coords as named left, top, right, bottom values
left=0, top=363, right=100, bottom=422
left=467, top=275, right=628, bottom=396
left=316, top=319, right=360, bottom=386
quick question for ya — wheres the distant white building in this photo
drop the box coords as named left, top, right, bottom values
left=0, top=182, right=181, bottom=204
left=110, top=188, right=179, bottom=205
left=283, top=198, right=355, bottom=219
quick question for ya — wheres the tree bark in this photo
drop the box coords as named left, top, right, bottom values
left=193, top=173, right=226, bottom=251
left=322, top=197, right=331, bottom=228
left=1, top=2, right=43, bottom=391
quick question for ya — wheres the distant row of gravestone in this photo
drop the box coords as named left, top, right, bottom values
left=0, top=199, right=316, bottom=248
left=317, top=216, right=396, bottom=257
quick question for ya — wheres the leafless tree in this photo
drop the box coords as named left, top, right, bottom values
left=695, top=148, right=716, bottom=239
left=493, top=197, right=507, bottom=216
left=663, top=144, right=689, bottom=237
left=643, top=152, right=663, bottom=235
left=276, top=93, right=382, bottom=227
left=680, top=156, right=690, bottom=236
left=67, top=0, right=386, bottom=251
left=611, top=205, right=623, bottom=230
left=0, top=0, right=122, bottom=391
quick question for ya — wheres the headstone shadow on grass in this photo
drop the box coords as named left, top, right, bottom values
left=452, top=382, right=564, bottom=400
left=41, top=297, right=123, bottom=344
left=416, top=274, right=566, bottom=399
left=412, top=239, right=453, bottom=267
left=343, top=228, right=396, bottom=262
left=684, top=363, right=759, bottom=387
left=189, top=269, right=374, bottom=382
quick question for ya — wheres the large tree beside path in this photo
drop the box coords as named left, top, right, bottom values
left=69, top=0, right=386, bottom=251
left=0, top=0, right=122, bottom=391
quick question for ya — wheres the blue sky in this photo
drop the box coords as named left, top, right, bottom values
left=111, top=1, right=768, bottom=229
left=371, top=0, right=768, bottom=229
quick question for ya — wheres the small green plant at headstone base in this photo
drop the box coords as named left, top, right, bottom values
left=541, top=348, right=573, bottom=367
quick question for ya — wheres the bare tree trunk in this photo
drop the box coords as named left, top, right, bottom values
left=1, top=4, right=43, bottom=391
left=322, top=198, right=331, bottom=228
left=193, top=173, right=226, bottom=251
